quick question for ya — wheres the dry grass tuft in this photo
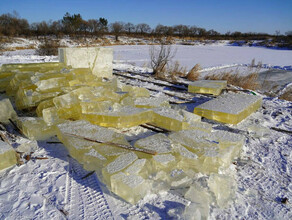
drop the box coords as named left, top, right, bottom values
left=168, top=61, right=187, bottom=81
left=187, top=64, right=201, bottom=81
left=279, top=89, right=292, bottom=101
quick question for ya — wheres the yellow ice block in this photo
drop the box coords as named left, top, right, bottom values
left=42, top=107, right=65, bottom=126
left=151, top=107, right=187, bottom=131
left=134, top=133, right=173, bottom=158
left=134, top=97, right=170, bottom=109
left=36, top=99, right=55, bottom=117
left=35, top=77, right=69, bottom=93
left=6, top=72, right=34, bottom=96
left=0, top=78, right=12, bottom=92
left=110, top=172, right=151, bottom=204
left=151, top=154, right=176, bottom=173
left=83, top=106, right=153, bottom=128
left=121, top=85, right=150, bottom=97
left=17, top=117, right=56, bottom=140
left=188, top=80, right=227, bottom=96
left=0, top=98, right=18, bottom=123
left=173, top=143, right=199, bottom=172
left=124, top=159, right=150, bottom=178
left=194, top=92, right=262, bottom=124
left=0, top=140, right=17, bottom=170
left=80, top=100, right=112, bottom=114
left=1, top=62, right=66, bottom=72
left=81, top=149, right=108, bottom=172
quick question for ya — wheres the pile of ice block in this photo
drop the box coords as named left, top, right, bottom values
left=188, top=80, right=227, bottom=96
left=194, top=92, right=262, bottom=124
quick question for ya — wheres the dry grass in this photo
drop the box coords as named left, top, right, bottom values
left=168, top=61, right=187, bottom=81
left=279, top=89, right=292, bottom=101
left=187, top=64, right=201, bottom=81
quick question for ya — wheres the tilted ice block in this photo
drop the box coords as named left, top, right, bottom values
left=188, top=80, right=227, bottom=96
left=134, top=133, right=173, bottom=158
left=42, top=107, right=65, bottom=126
left=58, top=47, right=113, bottom=78
left=0, top=140, right=17, bottom=170
left=36, top=99, right=55, bottom=117
left=184, top=183, right=211, bottom=220
left=124, top=159, right=149, bottom=178
left=209, top=130, right=245, bottom=150
left=194, top=92, right=262, bottom=124
left=0, top=98, right=17, bottom=123
left=102, top=152, right=138, bottom=185
left=180, top=109, right=201, bottom=123
left=0, top=78, right=12, bottom=92
left=83, top=106, right=153, bottom=128
left=110, top=172, right=151, bottom=204
left=173, top=143, right=199, bottom=171
left=151, top=107, right=187, bottom=131
left=121, top=85, right=150, bottom=98
left=17, top=117, right=56, bottom=140
left=208, top=174, right=236, bottom=208
left=134, top=97, right=170, bottom=109
left=35, top=77, right=69, bottom=93
left=151, top=154, right=176, bottom=173
left=79, top=149, right=108, bottom=172
left=6, top=72, right=34, bottom=96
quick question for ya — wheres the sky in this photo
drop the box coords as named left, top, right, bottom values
left=0, top=0, right=291, bottom=35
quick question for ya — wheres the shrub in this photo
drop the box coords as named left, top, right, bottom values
left=36, top=38, right=61, bottom=56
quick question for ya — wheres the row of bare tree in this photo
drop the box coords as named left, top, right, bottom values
left=1, top=12, right=292, bottom=41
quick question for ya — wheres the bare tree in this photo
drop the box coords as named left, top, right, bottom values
left=149, top=41, right=176, bottom=79
left=110, top=22, right=124, bottom=41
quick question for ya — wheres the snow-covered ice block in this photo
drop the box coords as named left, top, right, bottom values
left=208, top=174, right=236, bottom=208
left=124, top=159, right=149, bottom=178
left=110, top=172, right=151, bottom=204
left=134, top=133, right=173, bottom=158
left=58, top=47, right=113, bottom=78
left=194, top=92, right=262, bottom=124
left=17, top=117, right=56, bottom=140
left=102, top=152, right=138, bottom=185
left=134, top=96, right=170, bottom=109
left=0, top=98, right=17, bottom=123
left=81, top=149, right=108, bottom=171
left=83, top=106, right=153, bottom=128
left=151, top=154, right=176, bottom=173
left=151, top=107, right=187, bottom=131
left=0, top=140, right=17, bottom=170
left=188, top=80, right=227, bottom=96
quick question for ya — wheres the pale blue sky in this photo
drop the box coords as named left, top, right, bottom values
left=0, top=0, right=291, bottom=34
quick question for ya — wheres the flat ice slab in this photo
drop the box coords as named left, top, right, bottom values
left=194, top=92, right=262, bottom=124
left=58, top=47, right=113, bottom=78
left=188, top=80, right=227, bottom=96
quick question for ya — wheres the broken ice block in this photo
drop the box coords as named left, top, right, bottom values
left=134, top=133, right=173, bottom=158
left=110, top=172, right=151, bottom=204
left=124, top=159, right=149, bottom=178
left=208, top=174, right=236, bottom=208
left=184, top=183, right=211, bottom=220
left=36, top=99, right=55, bottom=117
left=188, top=80, right=227, bottom=96
left=58, top=47, right=113, bottom=78
left=80, top=149, right=108, bottom=172
left=173, top=143, right=199, bottom=171
left=134, top=97, right=170, bottom=109
left=17, top=117, right=56, bottom=140
left=0, top=140, right=17, bottom=170
left=102, top=152, right=138, bottom=185
left=0, top=98, right=17, bottom=123
left=42, top=107, right=64, bottom=126
left=151, top=154, right=176, bottom=173
left=121, top=85, right=150, bottom=98
left=151, top=107, right=187, bottom=131
left=194, top=92, right=262, bottom=124
left=83, top=106, right=153, bottom=128
left=35, top=77, right=69, bottom=93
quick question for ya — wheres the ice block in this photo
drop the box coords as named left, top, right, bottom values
left=110, top=172, right=151, bottom=204
left=35, top=77, right=69, bottom=93
left=151, top=154, right=176, bottom=173
left=0, top=140, right=17, bottom=170
left=124, top=159, right=149, bottom=178
left=134, top=97, right=170, bottom=109
left=134, top=133, right=173, bottom=158
left=36, top=99, right=55, bottom=117
left=0, top=98, right=17, bottom=123
left=208, top=174, right=236, bottom=208
left=121, top=85, right=150, bottom=98
left=194, top=92, right=262, bottom=124
left=1, top=62, right=65, bottom=72
left=42, top=107, right=64, bottom=126
left=17, top=117, right=56, bottom=140
left=83, top=106, right=153, bottom=128
left=188, top=80, right=227, bottom=96
left=81, top=149, right=108, bottom=172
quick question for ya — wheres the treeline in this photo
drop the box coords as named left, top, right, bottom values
left=1, top=11, right=292, bottom=42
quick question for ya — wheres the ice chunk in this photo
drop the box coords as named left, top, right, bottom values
left=134, top=97, right=170, bottom=108
left=17, top=117, right=56, bottom=140
left=0, top=140, right=17, bottom=170
left=58, top=47, right=113, bottom=78
left=124, top=159, right=149, bottom=178
left=151, top=107, right=186, bottom=131
left=188, top=80, right=227, bottom=96
left=80, top=100, right=112, bottom=114
left=36, top=99, right=55, bottom=117
left=83, top=106, right=153, bottom=128
left=194, top=92, right=262, bottom=124
left=1, top=62, right=65, bottom=72
left=183, top=121, right=213, bottom=133
left=134, top=133, right=173, bottom=158
left=35, top=77, right=69, bottom=93
left=184, top=183, right=211, bottom=220
left=173, top=143, right=199, bottom=171
left=208, top=174, right=236, bottom=208
left=110, top=172, right=151, bottom=204
left=81, top=149, right=108, bottom=172
left=42, top=107, right=64, bottom=126
left=0, top=98, right=17, bottom=123
left=152, top=154, right=176, bottom=173
left=180, top=109, right=201, bottom=123
left=121, top=85, right=150, bottom=98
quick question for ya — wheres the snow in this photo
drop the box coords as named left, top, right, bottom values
left=0, top=45, right=292, bottom=219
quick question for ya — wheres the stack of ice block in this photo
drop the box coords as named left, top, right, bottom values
left=188, top=80, right=227, bottom=96
left=194, top=92, right=262, bottom=124
left=0, top=140, right=17, bottom=170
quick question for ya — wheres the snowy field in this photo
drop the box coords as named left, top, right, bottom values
left=0, top=45, right=292, bottom=219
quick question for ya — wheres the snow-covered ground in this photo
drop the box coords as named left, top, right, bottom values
left=0, top=46, right=292, bottom=219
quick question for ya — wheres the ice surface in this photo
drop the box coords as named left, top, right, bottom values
left=58, top=47, right=113, bottom=78
left=188, top=80, right=227, bottom=96
left=0, top=98, right=17, bottom=123
left=17, top=117, right=56, bottom=140
left=208, top=174, right=236, bottom=208
left=0, top=140, right=17, bottom=170
left=194, top=92, right=262, bottom=124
